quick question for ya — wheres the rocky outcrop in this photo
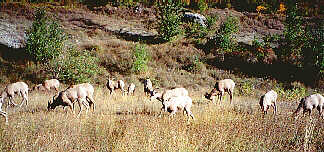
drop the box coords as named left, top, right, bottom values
left=0, top=20, right=26, bottom=49
left=182, top=12, right=207, bottom=27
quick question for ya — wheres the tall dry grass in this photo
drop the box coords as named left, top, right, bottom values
left=0, top=87, right=323, bottom=151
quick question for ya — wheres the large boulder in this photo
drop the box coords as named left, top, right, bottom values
left=182, top=12, right=207, bottom=27
left=0, top=20, right=26, bottom=49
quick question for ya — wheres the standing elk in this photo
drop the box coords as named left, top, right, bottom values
left=144, top=78, right=153, bottom=96
left=127, top=83, right=136, bottom=96
left=205, top=79, right=235, bottom=104
left=32, top=79, right=60, bottom=92
left=293, top=94, right=324, bottom=119
left=107, top=79, right=126, bottom=95
left=259, top=90, right=278, bottom=115
left=150, top=87, right=188, bottom=102
left=0, top=81, right=29, bottom=107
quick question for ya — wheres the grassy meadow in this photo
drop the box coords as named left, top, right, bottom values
left=0, top=86, right=323, bottom=151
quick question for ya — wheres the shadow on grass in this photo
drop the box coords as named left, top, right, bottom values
left=205, top=53, right=320, bottom=88
left=0, top=44, right=43, bottom=84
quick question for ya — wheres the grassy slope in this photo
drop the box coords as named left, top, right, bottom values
left=0, top=89, right=323, bottom=151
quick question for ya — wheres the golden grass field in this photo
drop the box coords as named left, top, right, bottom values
left=0, top=86, right=323, bottom=151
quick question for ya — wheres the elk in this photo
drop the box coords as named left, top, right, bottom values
left=0, top=81, right=29, bottom=107
left=205, top=79, right=235, bottom=104
left=0, top=100, right=8, bottom=123
left=161, top=95, right=195, bottom=121
left=259, top=90, right=278, bottom=115
left=127, top=83, right=136, bottom=96
left=293, top=94, right=324, bottom=119
left=32, top=79, right=60, bottom=92
left=68, top=83, right=95, bottom=111
left=107, top=79, right=126, bottom=95
left=144, top=78, right=153, bottom=96
left=48, top=86, right=91, bottom=117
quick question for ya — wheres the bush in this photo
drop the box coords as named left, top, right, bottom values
left=277, top=0, right=306, bottom=64
left=26, top=8, right=67, bottom=64
left=26, top=8, right=102, bottom=83
left=208, top=15, right=239, bottom=53
left=302, top=27, right=324, bottom=76
left=184, top=14, right=218, bottom=40
left=45, top=48, right=102, bottom=84
left=157, top=0, right=183, bottom=42
left=184, top=55, right=204, bottom=73
left=131, top=43, right=150, bottom=74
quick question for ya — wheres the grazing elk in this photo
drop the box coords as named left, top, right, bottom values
left=48, top=86, right=92, bottom=117
left=161, top=95, right=195, bottom=121
left=107, top=79, right=126, bottom=95
left=0, top=81, right=29, bottom=107
left=293, top=94, right=324, bottom=119
left=205, top=79, right=235, bottom=104
left=68, top=83, right=95, bottom=111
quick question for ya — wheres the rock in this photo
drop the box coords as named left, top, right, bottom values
left=182, top=12, right=207, bottom=27
left=0, top=20, right=26, bottom=48
left=118, top=27, right=157, bottom=41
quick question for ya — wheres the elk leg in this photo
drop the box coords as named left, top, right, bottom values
left=8, top=96, right=18, bottom=107
left=228, top=90, right=233, bottom=104
left=81, top=100, right=89, bottom=115
left=77, top=100, right=83, bottom=118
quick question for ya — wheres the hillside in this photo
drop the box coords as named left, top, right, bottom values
left=0, top=2, right=323, bottom=95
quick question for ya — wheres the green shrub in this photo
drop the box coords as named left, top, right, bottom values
left=302, top=27, right=324, bottom=75
left=131, top=43, right=150, bottom=74
left=188, top=0, right=208, bottom=12
left=185, top=55, right=204, bottom=73
left=184, top=22, right=208, bottom=39
left=26, top=8, right=102, bottom=83
left=45, top=48, right=102, bottom=84
left=208, top=15, right=239, bottom=53
left=184, top=14, right=218, bottom=40
left=157, top=0, right=183, bottom=42
left=277, top=0, right=306, bottom=64
left=26, top=8, right=67, bottom=64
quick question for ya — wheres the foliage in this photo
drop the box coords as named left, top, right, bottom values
left=274, top=84, right=307, bottom=102
left=26, top=8, right=67, bottom=64
left=187, top=0, right=208, bottom=12
left=256, top=5, right=266, bottom=14
left=45, top=48, right=101, bottom=84
left=277, top=0, right=306, bottom=65
left=302, top=27, right=324, bottom=75
left=26, top=9, right=101, bottom=83
left=131, top=43, right=150, bottom=74
left=81, top=0, right=109, bottom=8
left=238, top=80, right=255, bottom=96
left=185, top=55, right=204, bottom=73
left=208, top=15, right=239, bottom=53
left=157, top=0, right=183, bottom=42
left=184, top=22, right=208, bottom=39
left=184, top=14, right=217, bottom=40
